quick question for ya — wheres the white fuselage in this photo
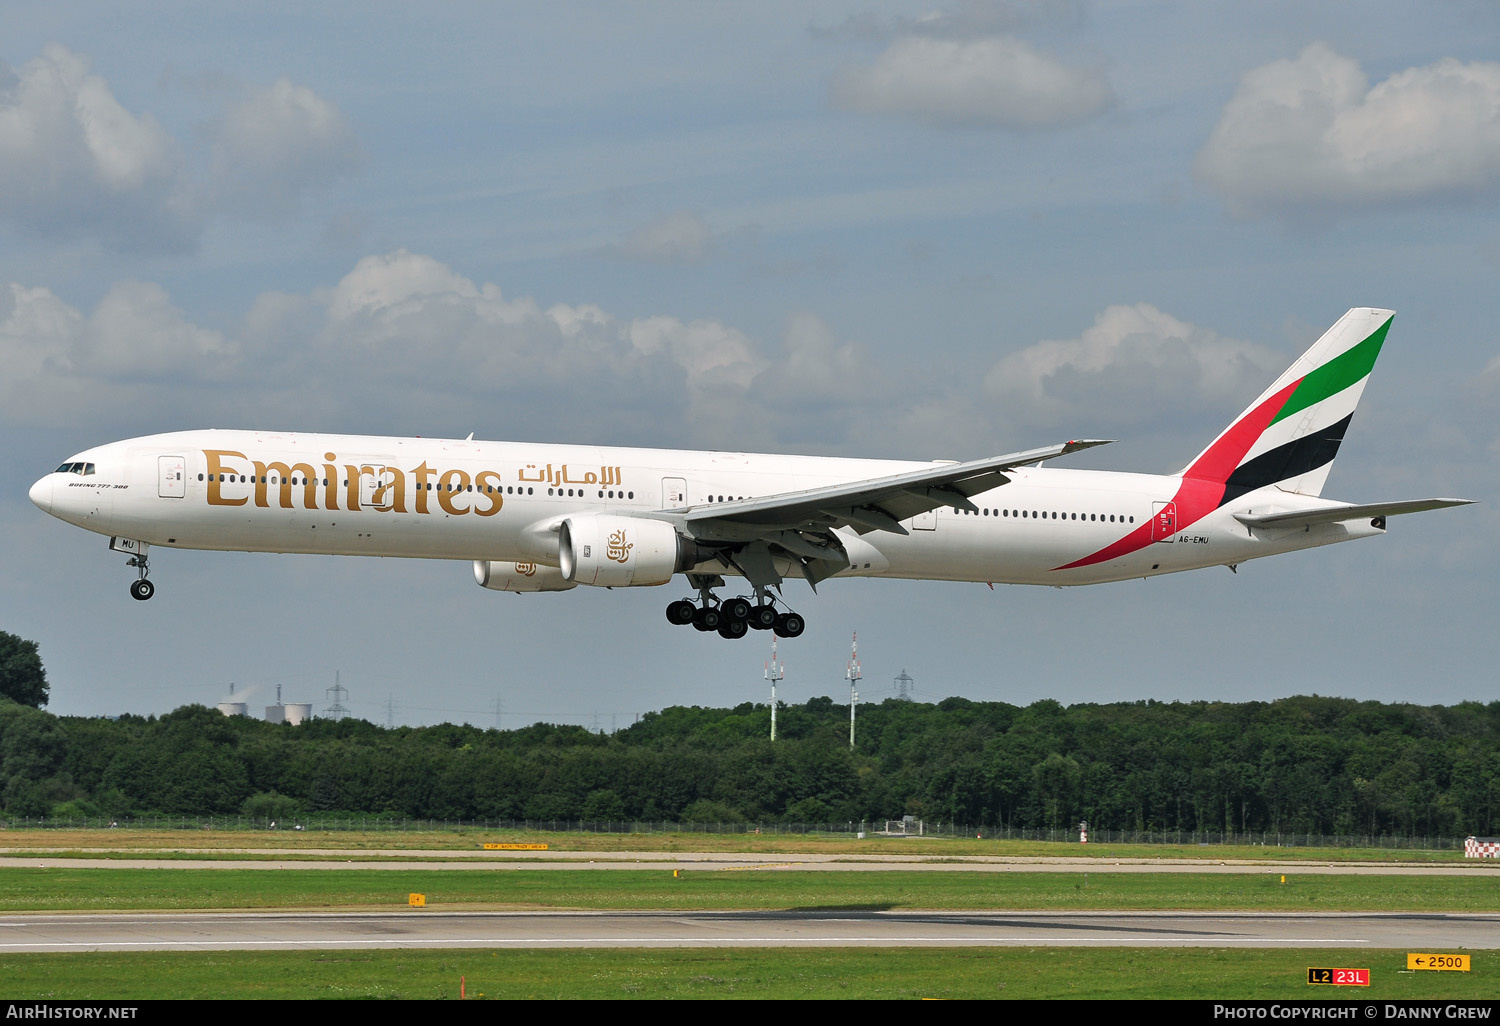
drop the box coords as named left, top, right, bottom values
left=29, top=429, right=1382, bottom=590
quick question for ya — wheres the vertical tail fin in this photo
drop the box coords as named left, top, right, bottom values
left=1179, top=307, right=1392, bottom=500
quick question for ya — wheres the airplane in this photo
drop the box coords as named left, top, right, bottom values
left=29, top=307, right=1472, bottom=640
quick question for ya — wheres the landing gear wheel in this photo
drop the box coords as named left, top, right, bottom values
left=721, top=597, right=752, bottom=623
left=692, top=606, right=723, bottom=632
left=665, top=599, right=696, bottom=625
left=130, top=579, right=155, bottom=601
left=774, top=611, right=805, bottom=638
left=748, top=603, right=778, bottom=630
left=717, top=619, right=749, bottom=640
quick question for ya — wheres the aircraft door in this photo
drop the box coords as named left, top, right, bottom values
left=662, top=477, right=688, bottom=509
left=158, top=456, right=186, bottom=498
left=1152, top=501, right=1177, bottom=543
left=358, top=463, right=400, bottom=510
left=911, top=509, right=937, bottom=531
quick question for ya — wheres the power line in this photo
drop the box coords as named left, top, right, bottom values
left=894, top=668, right=915, bottom=702
left=325, top=671, right=349, bottom=721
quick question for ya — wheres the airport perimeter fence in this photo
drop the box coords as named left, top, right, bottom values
left=0, top=815, right=1472, bottom=849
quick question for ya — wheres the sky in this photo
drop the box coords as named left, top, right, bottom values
left=2, top=1, right=1497, bottom=727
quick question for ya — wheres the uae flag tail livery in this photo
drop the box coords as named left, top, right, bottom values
left=1057, top=308, right=1466, bottom=575
left=29, top=306, right=1474, bottom=640
left=1187, top=305, right=1389, bottom=504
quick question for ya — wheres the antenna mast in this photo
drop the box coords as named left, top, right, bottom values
left=846, top=631, right=861, bottom=750
left=765, top=634, right=784, bottom=741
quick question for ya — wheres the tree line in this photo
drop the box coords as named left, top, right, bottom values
left=2, top=689, right=1497, bottom=836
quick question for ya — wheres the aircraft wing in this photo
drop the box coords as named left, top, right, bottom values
left=680, top=439, right=1110, bottom=537
left=665, top=438, right=1108, bottom=589
left=1233, top=498, right=1474, bottom=529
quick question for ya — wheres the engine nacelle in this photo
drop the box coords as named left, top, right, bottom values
left=473, top=560, right=577, bottom=593
left=558, top=515, right=694, bottom=587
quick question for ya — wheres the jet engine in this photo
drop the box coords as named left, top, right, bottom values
left=473, top=560, right=577, bottom=592
left=558, top=515, right=700, bottom=587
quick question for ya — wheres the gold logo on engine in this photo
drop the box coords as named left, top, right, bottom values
left=516, top=562, right=537, bottom=576
left=606, top=529, right=633, bottom=563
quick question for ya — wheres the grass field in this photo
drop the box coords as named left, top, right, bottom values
left=1, top=866, right=1497, bottom=913
left=0, top=828, right=1479, bottom=862
left=2, top=830, right=1494, bottom=1000
left=0, top=947, right=1493, bottom=999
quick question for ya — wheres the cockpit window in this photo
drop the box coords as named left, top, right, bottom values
left=54, top=462, right=95, bottom=476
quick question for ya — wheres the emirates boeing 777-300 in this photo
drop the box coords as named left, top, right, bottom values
left=29, top=307, right=1473, bottom=639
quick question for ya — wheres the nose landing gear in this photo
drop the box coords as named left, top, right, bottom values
left=111, top=538, right=154, bottom=600
left=127, top=551, right=154, bottom=601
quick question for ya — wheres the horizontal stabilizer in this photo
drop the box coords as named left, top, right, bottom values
left=1233, top=498, right=1474, bottom=529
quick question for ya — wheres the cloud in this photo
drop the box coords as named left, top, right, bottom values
left=744, top=313, right=888, bottom=446
left=0, top=44, right=201, bottom=252
left=0, top=250, right=779, bottom=445
left=0, top=45, right=361, bottom=250
left=1196, top=44, right=1500, bottom=218
left=209, top=77, right=363, bottom=219
left=603, top=211, right=721, bottom=264
left=983, top=303, right=1283, bottom=435
left=84, top=281, right=233, bottom=379
left=831, top=34, right=1114, bottom=129
left=0, top=252, right=1294, bottom=467
left=0, top=279, right=233, bottom=425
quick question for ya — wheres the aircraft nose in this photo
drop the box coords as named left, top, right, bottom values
left=29, top=475, right=52, bottom=513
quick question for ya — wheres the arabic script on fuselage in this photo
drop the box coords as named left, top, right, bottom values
left=201, top=449, right=625, bottom=517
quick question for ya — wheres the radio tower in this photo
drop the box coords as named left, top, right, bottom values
left=325, top=671, right=349, bottom=721
left=765, top=634, right=784, bottom=741
left=846, top=631, right=861, bottom=750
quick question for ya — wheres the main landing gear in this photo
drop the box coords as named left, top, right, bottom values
left=664, top=575, right=805, bottom=640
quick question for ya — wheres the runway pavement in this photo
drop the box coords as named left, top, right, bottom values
left=2, top=909, right=1497, bottom=952
left=1, top=849, right=1496, bottom=874
left=3, top=846, right=1495, bottom=954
